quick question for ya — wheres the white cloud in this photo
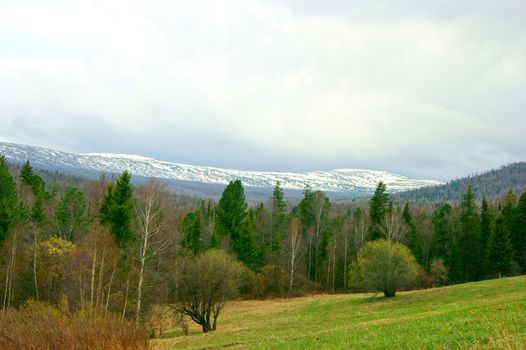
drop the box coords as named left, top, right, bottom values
left=0, top=0, right=524, bottom=179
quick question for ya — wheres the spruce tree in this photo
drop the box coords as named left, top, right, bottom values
left=214, top=180, right=247, bottom=240
left=369, top=182, right=390, bottom=240
left=479, top=196, right=492, bottom=277
left=236, top=209, right=264, bottom=270
left=514, top=191, right=526, bottom=272
left=20, top=161, right=45, bottom=196
left=55, top=186, right=87, bottom=241
left=432, top=203, right=462, bottom=282
left=270, top=182, right=287, bottom=252
left=487, top=214, right=513, bottom=277
left=182, top=210, right=203, bottom=254
left=459, top=186, right=482, bottom=281
left=0, top=156, right=18, bottom=242
left=99, top=171, right=135, bottom=246
left=402, top=202, right=421, bottom=265
left=431, top=203, right=452, bottom=260
left=214, top=180, right=261, bottom=268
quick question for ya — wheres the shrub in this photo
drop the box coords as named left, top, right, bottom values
left=252, top=264, right=289, bottom=299
left=0, top=301, right=149, bottom=350
left=430, top=259, right=449, bottom=286
left=349, top=240, right=419, bottom=297
left=173, top=249, right=243, bottom=332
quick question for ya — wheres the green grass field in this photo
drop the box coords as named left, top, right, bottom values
left=154, top=276, right=526, bottom=349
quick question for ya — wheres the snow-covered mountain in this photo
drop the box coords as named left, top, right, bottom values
left=0, top=142, right=443, bottom=199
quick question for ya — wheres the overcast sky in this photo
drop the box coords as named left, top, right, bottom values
left=1, top=0, right=525, bottom=180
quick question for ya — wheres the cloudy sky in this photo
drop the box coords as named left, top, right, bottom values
left=0, top=0, right=525, bottom=180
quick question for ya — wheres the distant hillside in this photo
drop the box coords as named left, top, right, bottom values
left=0, top=142, right=442, bottom=201
left=393, top=162, right=526, bottom=202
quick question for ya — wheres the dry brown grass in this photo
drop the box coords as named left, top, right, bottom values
left=0, top=301, right=149, bottom=350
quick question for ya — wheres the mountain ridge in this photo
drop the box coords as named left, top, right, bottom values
left=0, top=142, right=442, bottom=199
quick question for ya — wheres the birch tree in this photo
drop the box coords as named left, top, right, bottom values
left=134, top=180, right=169, bottom=326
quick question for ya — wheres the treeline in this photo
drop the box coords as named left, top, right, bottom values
left=394, top=162, right=526, bottom=202
left=1, top=156, right=526, bottom=330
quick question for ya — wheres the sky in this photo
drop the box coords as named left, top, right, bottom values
left=0, top=0, right=525, bottom=181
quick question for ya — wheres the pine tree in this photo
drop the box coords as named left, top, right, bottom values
left=459, top=186, right=482, bottom=281
left=402, top=202, right=421, bottom=264
left=182, top=210, right=203, bottom=254
left=369, top=182, right=390, bottom=240
left=487, top=214, right=513, bottom=277
left=99, top=171, right=135, bottom=246
left=479, top=196, right=492, bottom=277
left=0, top=156, right=18, bottom=242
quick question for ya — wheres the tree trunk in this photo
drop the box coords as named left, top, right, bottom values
left=3, top=228, right=17, bottom=310
left=212, top=315, right=219, bottom=331
left=343, top=235, right=348, bottom=292
left=33, top=226, right=39, bottom=301
left=121, top=272, right=130, bottom=322
left=105, top=262, right=116, bottom=315
left=90, top=244, right=97, bottom=314
left=384, top=289, right=395, bottom=297
left=202, top=323, right=210, bottom=333
left=96, top=247, right=105, bottom=309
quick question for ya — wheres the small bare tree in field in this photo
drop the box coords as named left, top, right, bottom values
left=173, top=249, right=241, bottom=333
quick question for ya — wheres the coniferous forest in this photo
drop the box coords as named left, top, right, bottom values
left=1, top=156, right=526, bottom=346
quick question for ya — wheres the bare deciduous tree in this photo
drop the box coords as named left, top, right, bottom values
left=134, top=180, right=170, bottom=327
left=173, top=249, right=241, bottom=333
left=286, top=218, right=302, bottom=291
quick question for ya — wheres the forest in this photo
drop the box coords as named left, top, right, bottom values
left=0, top=155, right=525, bottom=347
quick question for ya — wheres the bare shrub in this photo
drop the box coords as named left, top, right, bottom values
left=0, top=301, right=149, bottom=350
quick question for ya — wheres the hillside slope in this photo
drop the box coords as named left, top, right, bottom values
left=394, top=162, right=526, bottom=202
left=155, top=276, right=526, bottom=350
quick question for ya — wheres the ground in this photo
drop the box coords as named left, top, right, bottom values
left=153, top=276, right=526, bottom=349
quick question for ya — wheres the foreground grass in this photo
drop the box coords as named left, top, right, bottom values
left=154, top=276, right=526, bottom=349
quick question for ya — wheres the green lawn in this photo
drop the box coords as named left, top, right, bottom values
left=154, top=276, right=526, bottom=349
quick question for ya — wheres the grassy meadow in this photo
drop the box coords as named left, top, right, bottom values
left=154, top=276, right=526, bottom=349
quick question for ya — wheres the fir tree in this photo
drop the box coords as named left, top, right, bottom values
left=369, top=182, right=390, bottom=240
left=0, top=156, right=18, bottom=242
left=487, top=214, right=513, bottom=277
left=99, top=171, right=135, bottom=246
